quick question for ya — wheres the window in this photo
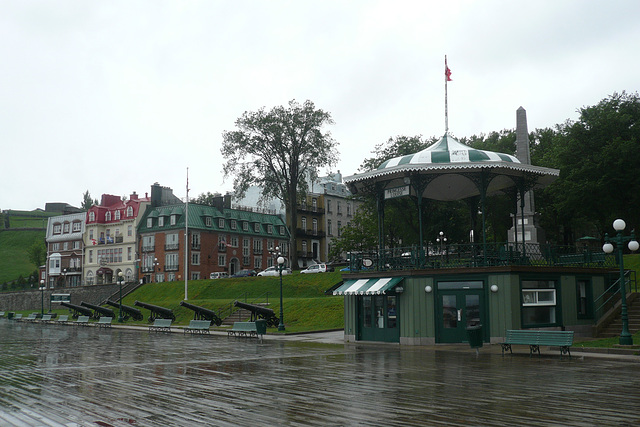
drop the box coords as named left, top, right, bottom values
left=89, top=229, right=94, bottom=241
left=127, top=247, right=132, bottom=261
left=52, top=243, right=60, bottom=251
left=280, top=226, right=285, bottom=235
left=73, top=241, right=80, bottom=250
left=218, top=218, right=224, bottom=228
left=337, top=221, right=342, bottom=237
left=521, top=280, right=558, bottom=327
left=231, top=220, right=237, bottom=230
left=143, top=235, right=155, bottom=251
left=192, top=252, right=200, bottom=265
left=243, top=256, right=250, bottom=266
left=312, top=198, right=317, bottom=212
left=230, top=236, right=239, bottom=247
left=337, top=202, right=342, bottom=215
left=53, top=224, right=62, bottom=234
left=128, top=225, right=133, bottom=236
left=312, top=218, right=318, bottom=235
left=88, top=250, right=93, bottom=263
left=168, top=273, right=176, bottom=281
left=191, top=233, right=201, bottom=249
left=63, top=242, right=69, bottom=250
left=115, top=210, right=121, bottom=220
left=347, top=203, right=352, bottom=216
left=254, top=223, right=260, bottom=233
left=191, top=272, right=200, bottom=280
left=268, top=224, right=273, bottom=234
left=218, top=254, right=226, bottom=266
left=73, top=222, right=81, bottom=232
left=147, top=218, right=153, bottom=228
left=63, top=223, right=70, bottom=233
left=243, top=238, right=250, bottom=256
left=105, top=211, right=111, bottom=221
left=302, top=240, right=307, bottom=254
left=158, top=216, right=164, bottom=227
left=328, top=219, right=332, bottom=236
left=170, top=215, right=177, bottom=225
left=577, top=279, right=593, bottom=319
left=253, top=238, right=262, bottom=254
left=254, top=257, right=262, bottom=269
left=205, top=216, right=212, bottom=227
left=301, top=217, right=307, bottom=230
left=166, top=253, right=179, bottom=270
left=127, top=206, right=133, bottom=217
left=156, top=273, right=165, bottom=283
left=89, top=212, right=95, bottom=222
left=327, top=200, right=332, bottom=213
left=166, top=233, right=180, bottom=250
left=243, top=221, right=249, bottom=231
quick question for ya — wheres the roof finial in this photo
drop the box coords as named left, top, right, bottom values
left=444, top=55, right=452, bottom=133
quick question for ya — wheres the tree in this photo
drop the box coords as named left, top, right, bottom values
left=81, top=190, right=98, bottom=210
left=26, top=239, right=46, bottom=268
left=222, top=99, right=338, bottom=268
left=193, top=192, right=222, bottom=206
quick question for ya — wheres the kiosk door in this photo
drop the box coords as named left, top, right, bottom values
left=436, top=281, right=485, bottom=343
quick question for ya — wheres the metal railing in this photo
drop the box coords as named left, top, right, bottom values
left=216, top=291, right=272, bottom=321
left=346, top=242, right=619, bottom=272
left=595, top=270, right=638, bottom=321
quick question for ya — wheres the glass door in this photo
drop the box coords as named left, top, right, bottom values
left=436, top=284, right=485, bottom=343
left=357, top=295, right=400, bottom=342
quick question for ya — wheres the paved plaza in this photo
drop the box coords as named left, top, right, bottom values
left=2, top=320, right=640, bottom=426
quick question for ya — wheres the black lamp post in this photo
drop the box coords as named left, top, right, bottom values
left=117, top=271, right=124, bottom=322
left=603, top=219, right=639, bottom=346
left=277, top=254, right=285, bottom=332
left=436, top=231, right=447, bottom=264
left=39, top=279, right=45, bottom=317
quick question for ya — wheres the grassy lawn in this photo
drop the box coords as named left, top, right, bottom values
left=0, top=230, right=44, bottom=284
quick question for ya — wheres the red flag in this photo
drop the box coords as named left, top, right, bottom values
left=445, top=57, right=452, bottom=81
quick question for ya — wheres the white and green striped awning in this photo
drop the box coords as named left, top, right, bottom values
left=333, top=277, right=404, bottom=296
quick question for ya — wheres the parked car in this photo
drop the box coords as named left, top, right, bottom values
left=209, top=272, right=229, bottom=279
left=300, top=263, right=329, bottom=274
left=257, top=266, right=292, bottom=276
left=231, top=269, right=257, bottom=278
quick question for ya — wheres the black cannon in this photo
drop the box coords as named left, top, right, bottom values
left=105, top=300, right=144, bottom=321
left=233, top=300, right=279, bottom=327
left=179, top=301, right=222, bottom=326
left=61, top=301, right=95, bottom=319
left=80, top=301, right=115, bottom=319
left=134, top=300, right=176, bottom=322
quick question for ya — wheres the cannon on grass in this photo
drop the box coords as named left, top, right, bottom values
left=61, top=302, right=95, bottom=319
left=80, top=301, right=115, bottom=319
left=134, top=300, right=176, bottom=322
left=233, top=300, right=279, bottom=327
left=179, top=301, right=222, bottom=326
left=106, top=300, right=144, bottom=321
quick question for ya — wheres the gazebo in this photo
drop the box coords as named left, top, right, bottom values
left=345, top=132, right=559, bottom=268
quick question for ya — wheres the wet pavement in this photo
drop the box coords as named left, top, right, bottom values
left=2, top=320, right=640, bottom=426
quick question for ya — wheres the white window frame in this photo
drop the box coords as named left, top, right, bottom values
left=522, top=289, right=557, bottom=306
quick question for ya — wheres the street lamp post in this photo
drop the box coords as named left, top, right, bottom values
left=603, top=219, right=639, bottom=346
left=436, top=231, right=447, bottom=264
left=39, top=279, right=45, bottom=317
left=277, top=254, right=285, bottom=332
left=117, top=271, right=124, bottom=323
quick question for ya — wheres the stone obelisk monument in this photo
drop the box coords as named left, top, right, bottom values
left=508, top=107, right=546, bottom=245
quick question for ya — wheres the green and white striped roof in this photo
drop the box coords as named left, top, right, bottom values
left=345, top=133, right=559, bottom=201
left=377, top=133, right=519, bottom=169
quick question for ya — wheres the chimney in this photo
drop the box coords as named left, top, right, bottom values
left=130, top=192, right=138, bottom=201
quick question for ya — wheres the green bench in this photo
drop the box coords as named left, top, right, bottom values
left=502, top=329, right=574, bottom=357
left=228, top=321, right=259, bottom=338
left=12, top=314, right=23, bottom=321
left=149, top=318, right=172, bottom=333
left=97, top=317, right=112, bottom=328
left=57, top=315, right=69, bottom=324
left=24, top=313, right=39, bottom=322
left=184, top=320, right=211, bottom=334
left=75, top=316, right=90, bottom=326
left=40, top=314, right=52, bottom=323
left=0, top=311, right=5, bottom=318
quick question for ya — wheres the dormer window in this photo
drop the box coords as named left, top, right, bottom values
left=205, top=217, right=212, bottom=227
left=218, top=218, right=224, bottom=228
left=254, top=223, right=260, bottom=233
left=158, top=216, right=164, bottom=227
left=63, top=223, right=70, bottom=233
left=115, top=210, right=121, bottom=220
left=268, top=224, right=273, bottom=234
left=127, top=206, right=134, bottom=217
left=105, top=211, right=111, bottom=221
left=53, top=224, right=62, bottom=234
left=243, top=221, right=249, bottom=231
left=231, top=220, right=237, bottom=230
left=89, top=212, right=95, bottom=222
left=280, top=226, right=285, bottom=235
left=170, top=215, right=177, bottom=225
left=147, top=218, right=153, bottom=228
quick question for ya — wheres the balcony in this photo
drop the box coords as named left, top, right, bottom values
left=191, top=243, right=201, bottom=250
left=142, top=245, right=155, bottom=252
left=296, top=228, right=326, bottom=238
left=165, top=243, right=180, bottom=251
left=297, top=251, right=314, bottom=259
left=298, top=204, right=325, bottom=214
left=165, top=265, right=179, bottom=272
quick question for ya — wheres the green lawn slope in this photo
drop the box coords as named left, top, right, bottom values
left=0, top=230, right=44, bottom=284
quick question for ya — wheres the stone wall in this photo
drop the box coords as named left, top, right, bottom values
left=0, top=284, right=124, bottom=312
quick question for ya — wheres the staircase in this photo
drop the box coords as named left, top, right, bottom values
left=221, top=307, right=252, bottom=326
left=596, top=294, right=640, bottom=337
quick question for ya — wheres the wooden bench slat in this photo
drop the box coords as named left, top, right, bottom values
left=502, top=330, right=573, bottom=357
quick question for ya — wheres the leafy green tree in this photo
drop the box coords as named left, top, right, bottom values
left=26, top=239, right=46, bottom=268
left=193, top=192, right=222, bottom=206
left=222, top=100, right=338, bottom=268
left=81, top=190, right=98, bottom=210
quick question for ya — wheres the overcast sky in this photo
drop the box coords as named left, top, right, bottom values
left=2, top=0, right=639, bottom=211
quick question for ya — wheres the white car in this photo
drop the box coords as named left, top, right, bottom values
left=210, top=272, right=229, bottom=279
left=257, top=266, right=291, bottom=276
left=300, top=263, right=328, bottom=274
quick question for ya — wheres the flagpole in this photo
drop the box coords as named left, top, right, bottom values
left=445, top=55, right=449, bottom=133
left=185, top=167, right=189, bottom=301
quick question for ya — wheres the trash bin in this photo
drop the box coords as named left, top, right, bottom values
left=466, top=324, right=483, bottom=349
left=7, top=312, right=14, bottom=320
left=255, top=319, right=267, bottom=336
